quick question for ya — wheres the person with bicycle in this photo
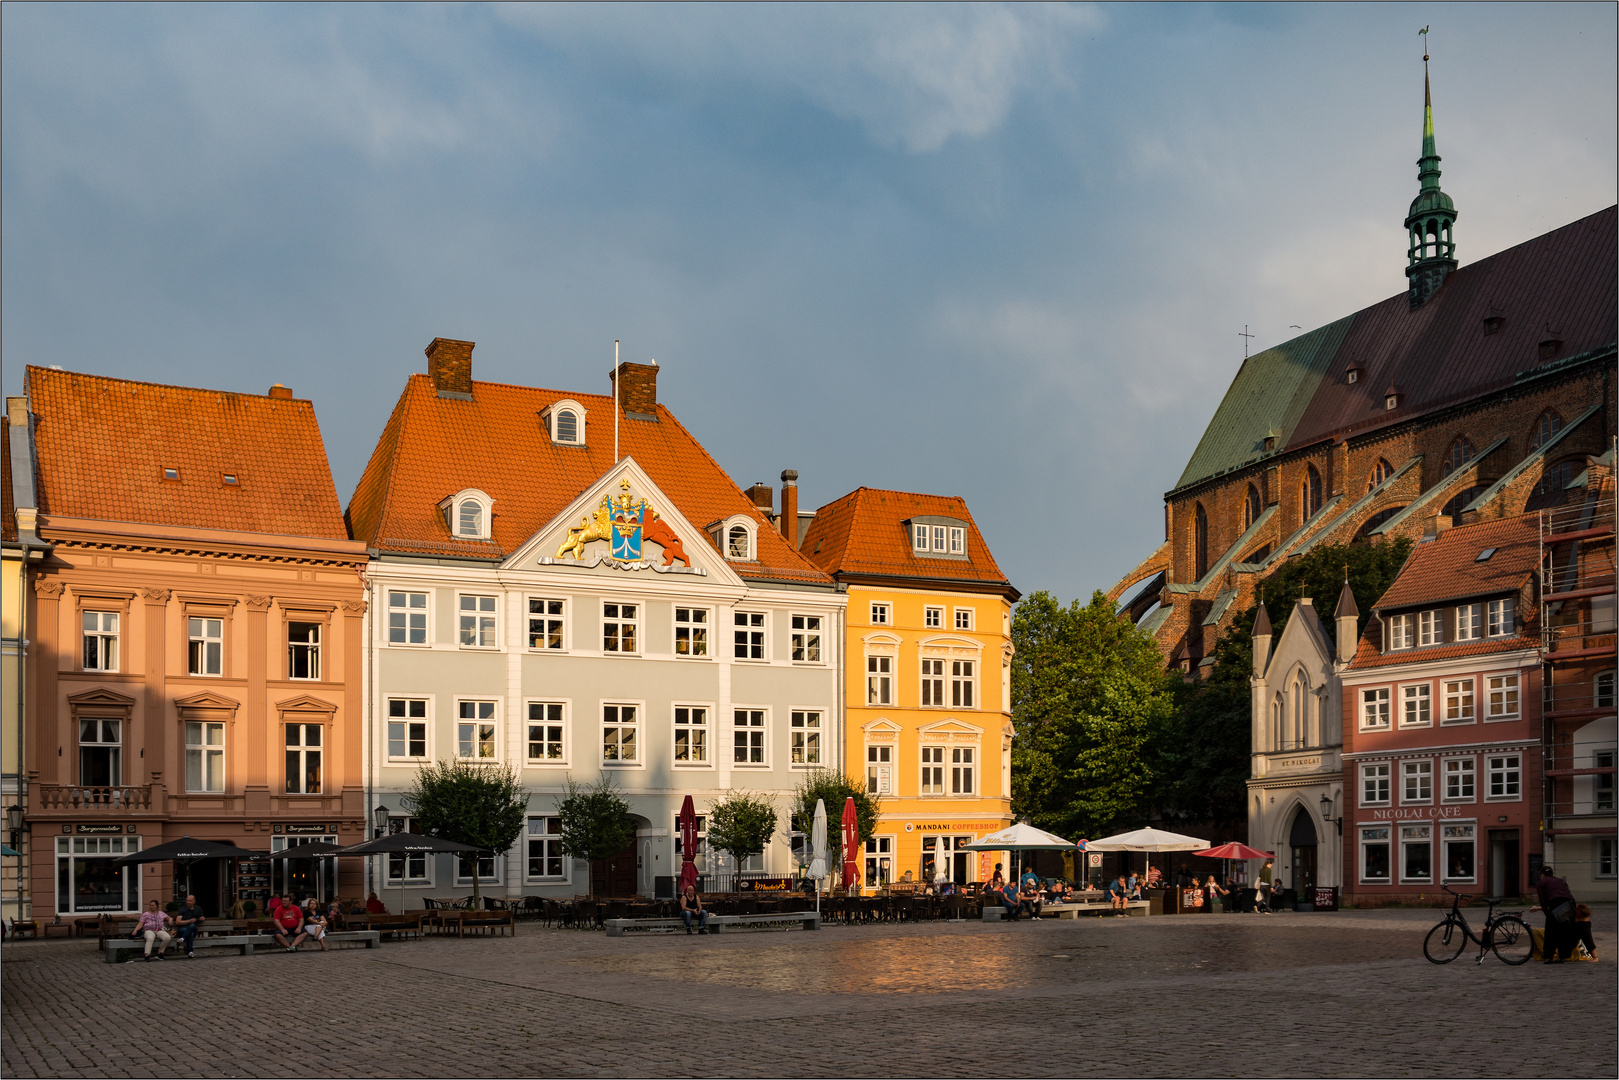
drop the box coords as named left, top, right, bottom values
left=1530, top=865, right=1578, bottom=964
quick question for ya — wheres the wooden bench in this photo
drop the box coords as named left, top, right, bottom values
left=105, top=930, right=381, bottom=963
left=430, top=910, right=515, bottom=938
left=604, top=911, right=821, bottom=938
left=983, top=900, right=1148, bottom=921
left=341, top=912, right=424, bottom=940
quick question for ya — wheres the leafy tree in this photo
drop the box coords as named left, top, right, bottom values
left=402, top=759, right=528, bottom=907
left=705, top=790, right=778, bottom=878
left=553, top=775, right=635, bottom=898
left=1011, top=590, right=1178, bottom=840
left=789, top=770, right=879, bottom=873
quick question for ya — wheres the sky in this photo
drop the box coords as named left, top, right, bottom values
left=3, top=3, right=1615, bottom=603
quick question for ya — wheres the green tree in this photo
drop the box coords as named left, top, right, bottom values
left=1011, top=590, right=1177, bottom=840
left=789, top=770, right=879, bottom=874
left=705, top=790, right=778, bottom=879
left=402, top=759, right=528, bottom=907
left=553, top=775, right=635, bottom=898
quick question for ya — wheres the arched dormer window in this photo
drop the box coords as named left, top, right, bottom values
left=1300, top=465, right=1322, bottom=524
left=1529, top=409, right=1563, bottom=450
left=1193, top=503, right=1209, bottom=580
left=1243, top=484, right=1261, bottom=531
left=1367, top=458, right=1393, bottom=493
left=541, top=400, right=588, bottom=446
left=1444, top=436, right=1474, bottom=477
left=439, top=489, right=494, bottom=541
left=709, top=514, right=757, bottom=561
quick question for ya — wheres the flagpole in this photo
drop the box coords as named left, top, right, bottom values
left=613, top=339, right=619, bottom=463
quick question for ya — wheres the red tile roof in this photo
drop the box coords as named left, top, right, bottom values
left=347, top=374, right=832, bottom=584
left=800, top=487, right=1015, bottom=593
left=26, top=367, right=349, bottom=539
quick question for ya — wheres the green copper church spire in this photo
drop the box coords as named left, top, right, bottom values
left=1405, top=30, right=1457, bottom=309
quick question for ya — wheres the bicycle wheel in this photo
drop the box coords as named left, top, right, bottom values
left=1424, top=918, right=1467, bottom=963
left=1490, top=915, right=1534, bottom=965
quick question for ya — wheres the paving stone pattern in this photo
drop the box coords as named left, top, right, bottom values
left=3, top=907, right=1614, bottom=1078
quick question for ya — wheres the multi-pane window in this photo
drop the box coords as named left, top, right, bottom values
left=388, top=590, right=428, bottom=645
left=1361, top=688, right=1390, bottom=729
left=1401, top=824, right=1432, bottom=882
left=527, top=817, right=565, bottom=879
left=921, top=746, right=945, bottom=794
left=790, top=615, right=822, bottom=662
left=554, top=408, right=579, bottom=443
left=1455, top=603, right=1482, bottom=641
left=932, top=525, right=948, bottom=552
left=1401, top=684, right=1431, bottom=727
left=1599, top=838, right=1617, bottom=879
left=674, top=706, right=709, bottom=764
left=456, top=701, right=497, bottom=760
left=866, top=746, right=892, bottom=794
left=951, top=747, right=975, bottom=794
left=790, top=710, right=822, bottom=766
left=1487, top=755, right=1521, bottom=799
left=913, top=524, right=930, bottom=552
left=1487, top=597, right=1515, bottom=637
left=921, top=658, right=945, bottom=706
left=870, top=603, right=890, bottom=625
left=864, top=836, right=894, bottom=888
left=1387, top=614, right=1413, bottom=650
left=733, top=612, right=765, bottom=660
left=1361, top=763, right=1390, bottom=805
left=1418, top=610, right=1443, bottom=647
left=1360, top=827, right=1391, bottom=882
left=867, top=655, right=892, bottom=705
left=1442, top=824, right=1475, bottom=881
left=456, top=852, right=497, bottom=883
left=954, top=608, right=974, bottom=631
left=288, top=622, right=321, bottom=680
left=528, top=598, right=565, bottom=650
left=602, top=704, right=638, bottom=762
left=185, top=722, right=225, bottom=793
left=727, top=525, right=751, bottom=559
left=457, top=499, right=483, bottom=538
left=386, top=818, right=428, bottom=883
left=1486, top=674, right=1520, bottom=720
left=949, top=527, right=965, bottom=555
left=79, top=719, right=122, bottom=787
left=82, top=612, right=119, bottom=671
left=1443, top=679, right=1474, bottom=724
left=733, top=709, right=766, bottom=765
left=1444, top=757, right=1476, bottom=801
left=188, top=617, right=223, bottom=676
left=924, top=606, right=943, bottom=629
left=603, top=602, right=638, bottom=653
left=675, top=608, right=709, bottom=657
left=1595, top=750, right=1616, bottom=813
left=459, top=595, right=497, bottom=647
left=1599, top=672, right=1618, bottom=710
left=527, top=702, right=565, bottom=762
left=1401, top=760, right=1432, bottom=803
left=951, top=660, right=976, bottom=708
left=387, top=699, right=428, bottom=760
left=285, top=724, right=322, bottom=794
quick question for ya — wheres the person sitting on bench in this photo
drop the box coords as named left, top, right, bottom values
left=173, top=894, right=205, bottom=958
left=1108, top=874, right=1129, bottom=916
left=1018, top=877, right=1043, bottom=920
left=132, top=900, right=172, bottom=961
left=999, top=880, right=1022, bottom=920
left=679, top=884, right=709, bottom=935
left=271, top=893, right=307, bottom=952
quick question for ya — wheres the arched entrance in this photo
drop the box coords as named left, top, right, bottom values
left=1289, top=806, right=1318, bottom=895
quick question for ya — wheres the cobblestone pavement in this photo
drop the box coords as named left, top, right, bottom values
left=3, top=906, right=1614, bottom=1078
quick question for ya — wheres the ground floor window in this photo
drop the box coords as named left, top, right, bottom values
left=1400, top=824, right=1432, bottom=882
left=387, top=817, right=429, bottom=884
left=920, top=834, right=975, bottom=886
left=1598, top=838, right=1616, bottom=879
left=1442, top=824, right=1475, bottom=882
left=1359, top=827, right=1390, bottom=883
left=527, top=816, right=565, bottom=880
left=864, top=836, right=893, bottom=887
left=456, top=852, right=500, bottom=884
left=55, top=836, right=141, bottom=913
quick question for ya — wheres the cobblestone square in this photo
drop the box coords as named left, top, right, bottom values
left=3, top=906, right=1613, bottom=1078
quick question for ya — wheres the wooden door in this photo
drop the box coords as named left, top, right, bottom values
left=592, top=841, right=638, bottom=898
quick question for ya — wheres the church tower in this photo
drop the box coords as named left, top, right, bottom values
left=1405, top=50, right=1457, bottom=309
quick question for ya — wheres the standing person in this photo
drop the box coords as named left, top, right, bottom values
left=1530, top=865, right=1578, bottom=964
left=131, top=900, right=172, bottom=961
left=679, top=884, right=708, bottom=935
left=271, top=893, right=306, bottom=952
left=1203, top=875, right=1227, bottom=914
left=1256, top=860, right=1275, bottom=914
left=173, top=894, right=205, bottom=958
left=989, top=863, right=1005, bottom=893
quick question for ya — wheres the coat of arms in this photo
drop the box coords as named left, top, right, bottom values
left=555, top=477, right=691, bottom=568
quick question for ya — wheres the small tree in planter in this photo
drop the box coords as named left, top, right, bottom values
left=403, top=759, right=528, bottom=908
left=554, top=775, right=635, bottom=898
left=705, top=791, right=778, bottom=889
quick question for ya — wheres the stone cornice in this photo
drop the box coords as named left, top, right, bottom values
left=38, top=514, right=368, bottom=565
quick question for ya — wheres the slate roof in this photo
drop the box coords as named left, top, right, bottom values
left=26, top=367, right=349, bottom=539
left=1174, top=205, right=1617, bottom=494
left=347, top=373, right=831, bottom=585
left=800, top=487, right=1015, bottom=594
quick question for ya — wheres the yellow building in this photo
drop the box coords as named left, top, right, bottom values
left=801, top=487, right=1018, bottom=888
left=4, top=397, right=47, bottom=923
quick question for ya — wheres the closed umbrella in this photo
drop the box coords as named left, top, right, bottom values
left=678, top=795, right=699, bottom=895
left=839, top=797, right=860, bottom=894
left=808, top=799, right=827, bottom=916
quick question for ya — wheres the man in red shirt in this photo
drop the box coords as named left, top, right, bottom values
left=271, top=893, right=307, bottom=951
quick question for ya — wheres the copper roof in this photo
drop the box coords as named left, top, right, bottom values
left=26, top=367, right=349, bottom=539
left=347, top=374, right=832, bottom=584
left=800, top=487, right=1014, bottom=592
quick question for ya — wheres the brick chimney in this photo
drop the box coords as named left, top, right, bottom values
left=609, top=361, right=658, bottom=417
left=426, top=338, right=475, bottom=397
left=745, top=482, right=773, bottom=511
left=779, top=469, right=799, bottom=548
left=267, top=384, right=293, bottom=400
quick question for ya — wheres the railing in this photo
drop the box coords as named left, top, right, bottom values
left=35, top=785, right=155, bottom=811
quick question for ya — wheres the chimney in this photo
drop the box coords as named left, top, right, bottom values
left=267, top=384, right=293, bottom=400
left=745, top=482, right=774, bottom=512
left=779, top=470, right=799, bottom=547
left=425, top=338, right=475, bottom=398
left=6, top=396, right=26, bottom=426
left=1423, top=512, right=1452, bottom=539
left=610, top=361, right=658, bottom=417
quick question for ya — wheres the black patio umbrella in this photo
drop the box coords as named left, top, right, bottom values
left=111, top=836, right=268, bottom=896
left=335, top=833, right=482, bottom=914
left=274, top=841, right=346, bottom=860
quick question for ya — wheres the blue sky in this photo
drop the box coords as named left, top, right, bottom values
left=3, top=3, right=1614, bottom=602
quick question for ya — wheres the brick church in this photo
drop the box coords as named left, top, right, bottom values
left=1110, top=65, right=1617, bottom=672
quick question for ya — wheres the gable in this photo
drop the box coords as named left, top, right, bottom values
left=1263, top=602, right=1334, bottom=682
left=918, top=718, right=985, bottom=737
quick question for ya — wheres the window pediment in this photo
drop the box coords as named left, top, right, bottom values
left=274, top=693, right=338, bottom=715
left=68, top=687, right=138, bottom=710
left=919, top=718, right=983, bottom=741
left=173, top=690, right=241, bottom=713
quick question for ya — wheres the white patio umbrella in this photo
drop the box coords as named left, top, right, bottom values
left=808, top=799, right=827, bottom=916
left=962, top=822, right=1076, bottom=851
left=1084, top=827, right=1208, bottom=886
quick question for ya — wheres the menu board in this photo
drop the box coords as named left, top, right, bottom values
left=237, top=858, right=272, bottom=903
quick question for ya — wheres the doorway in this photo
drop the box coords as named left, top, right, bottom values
left=1289, top=807, right=1319, bottom=895
left=592, top=839, right=637, bottom=898
left=1489, top=830, right=1521, bottom=898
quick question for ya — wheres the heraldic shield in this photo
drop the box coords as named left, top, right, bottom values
left=610, top=493, right=647, bottom=561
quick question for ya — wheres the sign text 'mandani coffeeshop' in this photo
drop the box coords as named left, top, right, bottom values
left=905, top=822, right=1005, bottom=834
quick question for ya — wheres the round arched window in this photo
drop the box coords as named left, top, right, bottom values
left=1529, top=410, right=1563, bottom=450
left=727, top=524, right=751, bottom=559
left=457, top=500, right=483, bottom=538
left=555, top=409, right=578, bottom=443
left=1444, top=437, right=1474, bottom=477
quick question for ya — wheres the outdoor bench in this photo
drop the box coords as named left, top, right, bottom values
left=604, top=911, right=821, bottom=937
left=342, top=912, right=424, bottom=940
left=104, top=929, right=381, bottom=963
left=983, top=900, right=1149, bottom=922
left=430, top=910, right=515, bottom=937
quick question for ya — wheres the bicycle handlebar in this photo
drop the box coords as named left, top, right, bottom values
left=1441, top=884, right=1473, bottom=900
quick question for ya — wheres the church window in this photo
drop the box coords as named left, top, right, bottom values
left=1442, top=486, right=1487, bottom=523
left=1243, top=484, right=1261, bottom=530
left=1526, top=457, right=1580, bottom=512
left=1443, top=437, right=1474, bottom=477
left=1300, top=465, right=1322, bottom=523
left=1193, top=503, right=1209, bottom=580
left=1367, top=458, right=1393, bottom=493
left=1529, top=410, right=1563, bottom=450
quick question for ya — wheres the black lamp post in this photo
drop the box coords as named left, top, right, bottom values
left=1320, top=792, right=1342, bottom=836
left=372, top=804, right=390, bottom=839
left=6, top=804, right=23, bottom=850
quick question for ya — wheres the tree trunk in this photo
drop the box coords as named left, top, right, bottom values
left=470, top=856, right=483, bottom=909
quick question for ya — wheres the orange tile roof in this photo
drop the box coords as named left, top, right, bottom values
left=800, top=487, right=1015, bottom=593
left=26, top=366, right=349, bottom=540
left=347, top=374, right=832, bottom=584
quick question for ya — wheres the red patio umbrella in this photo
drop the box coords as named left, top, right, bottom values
left=1192, top=843, right=1273, bottom=860
left=839, top=797, right=860, bottom=893
left=678, top=795, right=699, bottom=895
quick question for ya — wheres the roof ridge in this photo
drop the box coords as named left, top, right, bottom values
left=25, top=364, right=312, bottom=403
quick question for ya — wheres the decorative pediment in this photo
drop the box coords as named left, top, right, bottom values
left=862, top=718, right=902, bottom=735
left=67, top=687, right=138, bottom=710
left=861, top=631, right=902, bottom=647
left=919, top=718, right=984, bottom=743
left=918, top=635, right=982, bottom=652
left=173, top=691, right=241, bottom=714
left=274, top=693, right=338, bottom=715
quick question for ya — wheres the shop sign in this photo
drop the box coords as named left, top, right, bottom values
left=1313, top=886, right=1338, bottom=911
left=76, top=824, right=124, bottom=835
left=737, top=878, right=793, bottom=892
left=912, top=822, right=1004, bottom=833
left=1368, top=806, right=1469, bottom=822
left=285, top=823, right=334, bottom=835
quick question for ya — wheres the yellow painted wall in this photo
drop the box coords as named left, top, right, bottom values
left=842, top=583, right=1014, bottom=888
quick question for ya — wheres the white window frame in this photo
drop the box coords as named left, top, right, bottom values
left=525, top=699, right=567, bottom=766
left=920, top=745, right=946, bottom=795
left=1441, top=823, right=1477, bottom=883
left=185, top=720, right=225, bottom=793
left=543, top=399, right=588, bottom=446
left=385, top=817, right=431, bottom=885
left=1360, top=763, right=1391, bottom=806
left=1400, top=682, right=1431, bottom=728
left=1442, top=678, right=1475, bottom=725
left=921, top=656, right=946, bottom=707
left=732, top=706, right=769, bottom=768
left=950, top=745, right=977, bottom=795
left=733, top=611, right=767, bottom=661
left=674, top=606, right=711, bottom=659
left=1418, top=609, right=1444, bottom=647
left=285, top=721, right=324, bottom=794
left=454, top=851, right=501, bottom=885
left=790, top=614, right=824, bottom=664
left=866, top=744, right=893, bottom=795
left=948, top=527, right=965, bottom=555
left=1399, top=824, right=1433, bottom=883
left=864, top=835, right=895, bottom=888
left=870, top=603, right=890, bottom=626
left=1487, top=597, right=1515, bottom=637
left=386, top=697, right=431, bottom=763
left=457, top=593, right=499, bottom=649
left=951, top=659, right=977, bottom=709
left=53, top=835, right=142, bottom=914
left=441, top=489, right=494, bottom=541
left=525, top=815, right=569, bottom=882
left=790, top=709, right=823, bottom=768
left=867, top=654, right=892, bottom=705
left=1485, top=672, right=1520, bottom=721
left=387, top=590, right=429, bottom=646
left=923, top=606, right=944, bottom=629
left=1455, top=603, right=1482, bottom=642
left=912, top=523, right=930, bottom=553
left=1358, top=826, right=1391, bottom=884
left=602, top=601, right=640, bottom=655
left=716, top=517, right=756, bottom=561
left=953, top=607, right=975, bottom=631
left=528, top=597, right=567, bottom=651
left=601, top=700, right=643, bottom=767
left=1360, top=687, right=1391, bottom=730
left=1443, top=756, right=1476, bottom=802
left=188, top=616, right=224, bottom=677
left=1401, top=759, right=1433, bottom=805
left=1485, top=754, right=1522, bottom=801
left=1596, top=671, right=1616, bottom=710
left=455, top=699, right=500, bottom=762
left=82, top=611, right=120, bottom=672
left=1387, top=614, right=1413, bottom=651
left=672, top=703, right=713, bottom=768
left=287, top=620, right=322, bottom=680
left=78, top=718, right=122, bottom=787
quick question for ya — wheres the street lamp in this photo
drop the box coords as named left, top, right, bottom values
left=1320, top=792, right=1342, bottom=836
left=6, top=804, right=23, bottom=850
left=372, top=804, right=390, bottom=839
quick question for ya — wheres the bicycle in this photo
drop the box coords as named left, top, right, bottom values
left=1423, top=884, right=1533, bottom=965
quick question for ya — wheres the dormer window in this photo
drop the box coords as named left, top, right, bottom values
left=458, top=501, right=483, bottom=537
left=541, top=400, right=587, bottom=446
left=905, top=516, right=969, bottom=560
left=1384, top=385, right=1403, bottom=411
left=728, top=525, right=750, bottom=558
left=710, top=515, right=756, bottom=561
left=1482, top=316, right=1504, bottom=336
left=1345, top=363, right=1362, bottom=385
left=439, top=489, right=494, bottom=541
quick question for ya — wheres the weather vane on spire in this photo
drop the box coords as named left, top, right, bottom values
left=1420, top=24, right=1430, bottom=63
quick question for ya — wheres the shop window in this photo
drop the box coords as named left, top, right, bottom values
left=1400, top=824, right=1432, bottom=882
left=55, top=836, right=141, bottom=914
left=456, top=852, right=498, bottom=884
left=864, top=836, right=894, bottom=888
left=1359, top=827, right=1391, bottom=883
left=1442, top=825, right=1475, bottom=882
